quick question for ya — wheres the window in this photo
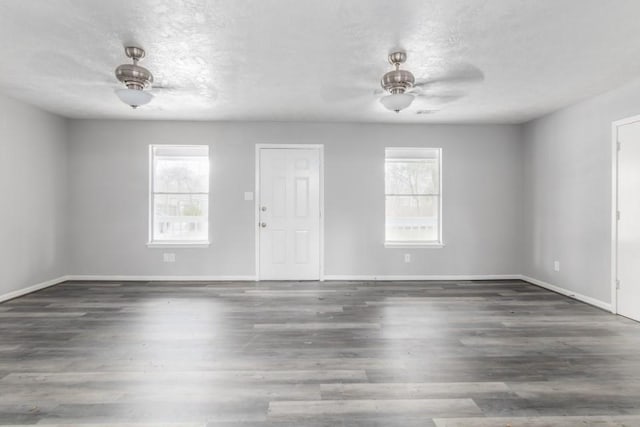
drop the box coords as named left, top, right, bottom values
left=149, top=145, right=209, bottom=246
left=385, top=147, right=442, bottom=247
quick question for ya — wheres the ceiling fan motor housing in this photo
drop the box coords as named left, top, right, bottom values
left=115, top=46, right=154, bottom=91
left=380, top=51, right=415, bottom=94
left=381, top=69, right=415, bottom=94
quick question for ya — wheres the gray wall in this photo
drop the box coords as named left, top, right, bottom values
left=67, top=120, right=524, bottom=277
left=6, top=73, right=638, bottom=297
left=7, top=73, right=638, bottom=297
left=0, top=94, right=68, bottom=297
left=523, top=77, right=640, bottom=304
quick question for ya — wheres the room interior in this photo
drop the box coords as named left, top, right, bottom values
left=2, top=0, right=640, bottom=425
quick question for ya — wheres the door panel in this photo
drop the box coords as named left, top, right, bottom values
left=295, top=178, right=309, bottom=217
left=617, top=120, right=640, bottom=321
left=271, top=230, right=287, bottom=264
left=294, top=230, right=310, bottom=264
left=272, top=176, right=286, bottom=218
left=259, top=148, right=321, bottom=280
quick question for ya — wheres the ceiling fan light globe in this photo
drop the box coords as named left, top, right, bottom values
left=115, top=88, right=153, bottom=108
left=380, top=93, right=414, bottom=113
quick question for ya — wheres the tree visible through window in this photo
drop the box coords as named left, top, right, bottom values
left=150, top=145, right=209, bottom=243
left=385, top=148, right=441, bottom=244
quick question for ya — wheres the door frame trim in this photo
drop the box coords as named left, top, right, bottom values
left=254, top=144, right=325, bottom=281
left=611, top=114, right=640, bottom=314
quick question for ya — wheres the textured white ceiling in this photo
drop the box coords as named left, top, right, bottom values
left=0, top=0, right=639, bottom=123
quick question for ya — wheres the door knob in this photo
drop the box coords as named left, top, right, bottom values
left=261, top=206, right=267, bottom=212
left=260, top=222, right=267, bottom=228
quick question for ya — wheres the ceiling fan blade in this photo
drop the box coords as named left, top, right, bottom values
left=320, top=84, right=374, bottom=103
left=30, top=51, right=116, bottom=86
left=150, top=83, right=218, bottom=100
left=150, top=84, right=176, bottom=91
left=412, top=93, right=465, bottom=105
left=415, top=109, right=440, bottom=115
left=414, top=62, right=484, bottom=93
left=406, top=86, right=425, bottom=95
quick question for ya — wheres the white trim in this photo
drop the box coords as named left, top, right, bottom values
left=67, top=275, right=257, bottom=282
left=520, top=275, right=612, bottom=312
left=146, top=242, right=210, bottom=248
left=611, top=118, right=619, bottom=314
left=609, top=114, right=640, bottom=314
left=254, top=144, right=325, bottom=282
left=148, top=144, right=211, bottom=246
left=323, top=274, right=521, bottom=281
left=149, top=144, right=154, bottom=244
left=319, top=146, right=325, bottom=281
left=440, top=148, right=444, bottom=245
left=0, top=276, right=69, bottom=303
left=384, top=146, right=443, bottom=247
left=611, top=113, right=640, bottom=128
left=254, top=145, right=260, bottom=280
left=384, top=242, right=444, bottom=249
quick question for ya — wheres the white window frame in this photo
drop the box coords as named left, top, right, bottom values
left=384, top=147, right=443, bottom=249
left=147, top=144, right=210, bottom=248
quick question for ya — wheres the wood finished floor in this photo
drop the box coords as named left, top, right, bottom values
left=1, top=279, right=640, bottom=426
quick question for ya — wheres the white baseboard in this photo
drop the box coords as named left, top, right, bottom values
left=0, top=274, right=613, bottom=315
left=0, top=275, right=70, bottom=303
left=323, top=274, right=522, bottom=281
left=519, top=275, right=612, bottom=312
left=68, top=274, right=521, bottom=282
left=67, top=275, right=258, bottom=282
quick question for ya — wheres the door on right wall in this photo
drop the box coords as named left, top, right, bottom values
left=617, top=119, right=640, bottom=322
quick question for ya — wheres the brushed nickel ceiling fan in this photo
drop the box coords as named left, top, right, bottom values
left=379, top=51, right=417, bottom=112
left=114, top=46, right=154, bottom=108
left=377, top=50, right=483, bottom=113
left=321, top=50, right=483, bottom=115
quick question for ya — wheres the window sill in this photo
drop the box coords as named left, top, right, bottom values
left=146, top=242, right=210, bottom=249
left=384, top=242, right=445, bottom=249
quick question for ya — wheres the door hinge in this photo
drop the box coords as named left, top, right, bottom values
left=617, top=141, right=622, bottom=151
left=617, top=210, right=621, bottom=221
left=616, top=279, right=621, bottom=289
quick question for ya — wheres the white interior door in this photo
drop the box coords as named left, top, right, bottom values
left=617, top=120, right=640, bottom=321
left=258, top=147, right=321, bottom=280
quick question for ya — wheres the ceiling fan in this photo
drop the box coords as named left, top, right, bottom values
left=112, top=46, right=217, bottom=109
left=377, top=50, right=483, bottom=114
left=114, top=46, right=154, bottom=108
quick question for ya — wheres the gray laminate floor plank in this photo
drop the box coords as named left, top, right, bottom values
left=433, top=415, right=640, bottom=426
left=1, top=279, right=639, bottom=425
left=268, top=398, right=482, bottom=417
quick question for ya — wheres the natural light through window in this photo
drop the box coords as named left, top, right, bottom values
left=149, top=145, right=209, bottom=245
left=385, top=147, right=442, bottom=247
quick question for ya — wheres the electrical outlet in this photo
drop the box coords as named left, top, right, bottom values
left=553, top=261, right=560, bottom=272
left=404, top=253, right=411, bottom=263
left=163, top=253, right=176, bottom=263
